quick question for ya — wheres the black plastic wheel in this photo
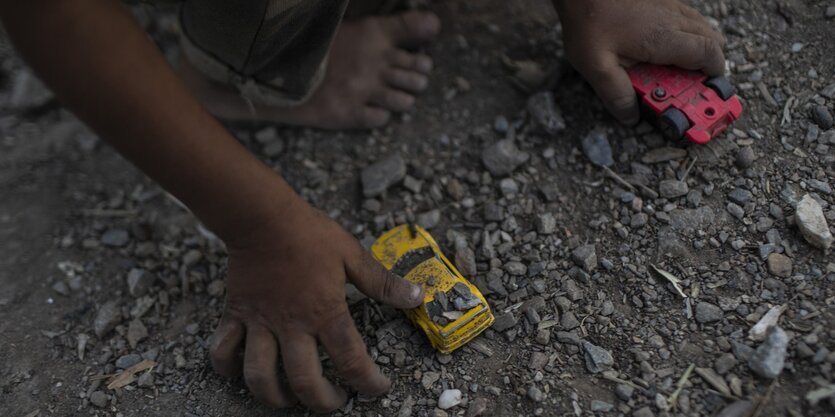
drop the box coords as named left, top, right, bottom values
left=704, top=76, right=734, bottom=100
left=659, top=108, right=690, bottom=140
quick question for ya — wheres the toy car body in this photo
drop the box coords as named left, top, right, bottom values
left=371, top=224, right=494, bottom=353
left=627, top=63, right=743, bottom=145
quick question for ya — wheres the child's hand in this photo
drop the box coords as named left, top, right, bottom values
left=554, top=0, right=726, bottom=124
left=208, top=196, right=423, bottom=413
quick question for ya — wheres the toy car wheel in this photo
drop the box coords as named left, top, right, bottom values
left=659, top=108, right=690, bottom=140
left=704, top=76, right=734, bottom=100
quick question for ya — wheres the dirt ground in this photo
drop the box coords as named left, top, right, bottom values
left=1, top=1, right=834, bottom=416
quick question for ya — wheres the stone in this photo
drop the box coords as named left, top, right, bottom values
left=421, top=371, right=440, bottom=389
left=735, top=147, right=756, bottom=168
left=361, top=154, right=406, bottom=197
left=581, top=129, right=613, bottom=167
left=810, top=105, right=834, bottom=130
left=591, top=400, right=614, bottom=412
left=633, top=406, right=655, bottom=417
left=127, top=319, right=148, bottom=348
left=766, top=253, right=792, bottom=277
left=137, top=371, right=154, bottom=388
left=492, top=312, right=518, bottom=332
left=455, top=247, right=477, bottom=277
left=695, top=302, right=723, bottom=323
left=438, top=389, right=462, bottom=409
left=748, top=326, right=789, bottom=379
left=716, top=401, right=754, bottom=417
left=583, top=341, right=614, bottom=373
left=630, top=213, right=649, bottom=228
left=482, top=139, right=529, bottom=176
left=728, top=188, right=753, bottom=205
left=526, top=385, right=544, bottom=402
left=556, top=331, right=582, bottom=345
left=100, top=229, right=129, bottom=247
left=416, top=209, right=441, bottom=229
left=93, top=300, right=122, bottom=338
left=615, top=384, right=635, bottom=401
left=89, top=390, right=108, bottom=408
left=527, top=91, right=565, bottom=134
left=795, top=194, right=834, bottom=250
left=571, top=244, right=597, bottom=272
left=535, top=213, right=556, bottom=235
left=466, top=397, right=489, bottom=417
left=504, top=261, right=527, bottom=276
left=641, top=147, right=687, bottom=164
left=669, top=207, right=714, bottom=231
left=115, top=353, right=142, bottom=369
left=126, top=268, right=154, bottom=297
left=659, top=180, right=689, bottom=199
left=715, top=353, right=737, bottom=374
left=561, top=311, right=580, bottom=330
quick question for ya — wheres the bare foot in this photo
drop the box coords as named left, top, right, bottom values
left=178, top=11, right=441, bottom=129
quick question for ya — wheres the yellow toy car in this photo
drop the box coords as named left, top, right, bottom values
left=371, top=224, right=494, bottom=353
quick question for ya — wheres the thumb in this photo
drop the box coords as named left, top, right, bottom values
left=345, top=246, right=424, bottom=309
left=578, top=54, right=640, bottom=125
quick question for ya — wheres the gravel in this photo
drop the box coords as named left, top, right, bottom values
left=581, top=129, right=613, bottom=167
left=748, top=326, right=789, bottom=379
left=438, top=389, right=462, bottom=409
left=571, top=244, right=597, bottom=272
left=481, top=139, right=529, bottom=176
left=93, top=300, right=122, bottom=338
left=583, top=341, right=614, bottom=373
left=766, top=253, right=793, bottom=277
left=794, top=194, right=834, bottom=250
left=361, top=154, right=406, bottom=197
left=89, top=391, right=108, bottom=408
left=100, top=229, right=129, bottom=247
left=695, top=302, right=723, bottom=323
left=527, top=91, right=565, bottom=134
left=659, top=179, right=689, bottom=199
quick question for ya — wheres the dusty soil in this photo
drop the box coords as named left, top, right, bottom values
left=1, top=1, right=834, bottom=417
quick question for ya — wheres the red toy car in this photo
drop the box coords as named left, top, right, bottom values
left=627, top=63, right=743, bottom=145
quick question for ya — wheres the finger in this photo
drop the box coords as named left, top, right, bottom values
left=344, top=246, right=424, bottom=309
left=673, top=11, right=726, bottom=47
left=383, top=68, right=429, bottom=93
left=243, top=325, right=295, bottom=408
left=635, top=28, right=725, bottom=76
left=279, top=330, right=347, bottom=413
left=319, top=310, right=390, bottom=396
left=381, top=11, right=441, bottom=47
left=386, top=49, right=434, bottom=74
left=352, top=106, right=391, bottom=128
left=370, top=89, right=416, bottom=112
left=578, top=53, right=640, bottom=125
left=209, top=317, right=245, bottom=377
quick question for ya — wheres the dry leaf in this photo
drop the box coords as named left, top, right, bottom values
left=650, top=265, right=688, bottom=298
left=107, top=359, right=156, bottom=390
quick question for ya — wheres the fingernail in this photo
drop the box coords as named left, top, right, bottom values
left=410, top=283, right=423, bottom=303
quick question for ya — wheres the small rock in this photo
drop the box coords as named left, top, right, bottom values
left=766, top=253, right=792, bottom=277
left=748, top=326, right=789, bottom=379
left=465, top=397, right=489, bottom=417
left=438, top=389, right=462, bottom=410
left=591, top=400, right=614, bottom=412
left=116, top=353, right=142, bottom=369
left=735, top=147, right=756, bottom=168
left=89, top=390, right=108, bottom=408
left=126, top=268, right=154, bottom=297
left=527, top=91, right=565, bottom=134
left=728, top=188, right=753, bottom=205
left=716, top=401, right=754, bottom=417
left=482, top=139, right=529, bottom=176
left=361, top=154, right=406, bottom=197
left=93, top=300, right=122, bottom=338
left=615, top=384, right=635, bottom=401
left=795, top=194, right=834, bottom=250
left=137, top=371, right=154, bottom=388
left=715, top=353, right=738, bottom=375
left=535, top=213, right=556, bottom=235
left=100, top=229, right=129, bottom=247
left=417, top=209, right=441, bottom=229
left=641, top=147, right=687, bottom=164
left=127, top=319, right=148, bottom=348
left=633, top=406, right=655, bottom=417
left=581, top=129, right=613, bottom=167
left=659, top=180, right=689, bottom=199
left=695, top=302, right=723, bottom=323
left=571, top=244, right=597, bottom=272
left=526, top=385, right=544, bottom=402
left=583, top=341, right=614, bottom=373
left=492, top=312, right=518, bottom=332
left=455, top=247, right=477, bottom=277
left=52, top=281, right=70, bottom=296
left=810, top=105, right=834, bottom=130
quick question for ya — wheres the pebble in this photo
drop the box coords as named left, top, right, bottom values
left=615, top=384, right=635, bottom=401
left=526, top=385, right=544, bottom=402
left=795, top=194, right=834, bottom=250
left=93, top=300, right=122, bottom=338
left=116, top=353, right=142, bottom=369
left=728, top=188, right=753, bottom=205
left=735, top=147, right=756, bottom=168
left=492, top=312, right=517, bottom=332
left=126, top=268, right=154, bottom=297
left=361, top=154, right=406, bottom=197
left=590, top=400, right=614, bottom=412
left=100, top=229, right=129, bottom=247
left=695, top=301, right=723, bottom=323
left=89, top=390, right=108, bottom=408
left=727, top=203, right=745, bottom=220
left=633, top=406, right=655, bottom=417
left=465, top=397, right=489, bottom=417
left=527, top=91, right=565, bottom=134
left=438, top=389, right=462, bottom=409
left=715, top=352, right=738, bottom=374
left=137, top=371, right=154, bottom=388
left=716, top=400, right=753, bottom=417
left=581, top=129, right=613, bottom=167
left=417, top=209, right=441, bottom=229
left=766, top=253, right=792, bottom=277
left=481, top=139, right=529, bottom=176
left=748, top=326, right=789, bottom=379
left=583, top=341, right=614, bottom=373
left=641, top=147, right=687, bottom=164
left=127, top=319, right=148, bottom=348
left=535, top=213, right=556, bottom=235
left=810, top=105, right=834, bottom=130
left=571, top=244, right=597, bottom=272
left=659, top=180, right=689, bottom=199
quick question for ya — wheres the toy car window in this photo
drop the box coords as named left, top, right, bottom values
left=391, top=246, right=435, bottom=277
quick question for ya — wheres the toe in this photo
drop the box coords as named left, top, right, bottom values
left=383, top=68, right=429, bottom=93
left=382, top=11, right=441, bottom=47
left=370, top=89, right=415, bottom=112
left=356, top=106, right=391, bottom=128
left=386, top=50, right=434, bottom=74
